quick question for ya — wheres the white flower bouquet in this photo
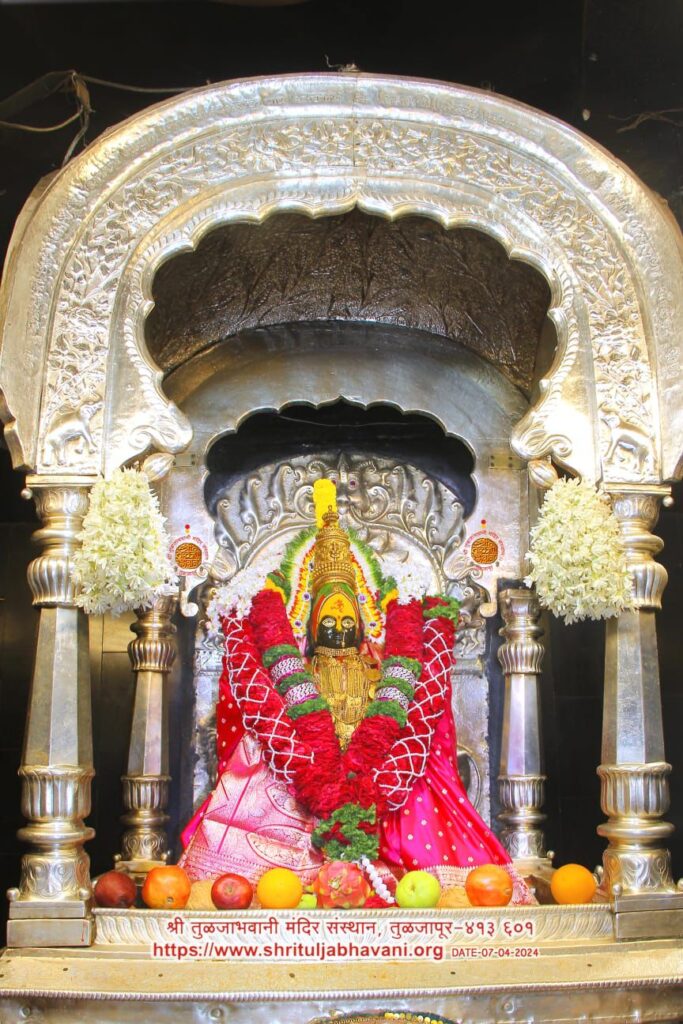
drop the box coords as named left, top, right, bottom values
left=525, top=477, right=633, bottom=624
left=71, top=468, right=175, bottom=615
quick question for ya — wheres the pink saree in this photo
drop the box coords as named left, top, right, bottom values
left=180, top=637, right=532, bottom=904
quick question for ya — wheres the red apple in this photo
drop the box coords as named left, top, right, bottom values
left=94, top=870, right=137, bottom=908
left=211, top=872, right=253, bottom=910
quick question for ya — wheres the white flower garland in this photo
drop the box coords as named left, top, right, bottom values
left=206, top=544, right=288, bottom=636
left=71, top=469, right=175, bottom=616
left=525, top=477, right=633, bottom=624
left=381, top=554, right=433, bottom=603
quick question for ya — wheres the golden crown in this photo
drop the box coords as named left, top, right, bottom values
left=312, top=480, right=356, bottom=594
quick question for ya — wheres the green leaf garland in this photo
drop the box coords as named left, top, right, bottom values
left=311, top=802, right=379, bottom=861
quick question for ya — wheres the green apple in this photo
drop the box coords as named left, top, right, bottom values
left=297, top=892, right=318, bottom=909
left=395, top=870, right=441, bottom=908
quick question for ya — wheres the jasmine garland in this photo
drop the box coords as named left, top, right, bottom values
left=525, top=477, right=633, bottom=624
left=71, top=468, right=175, bottom=615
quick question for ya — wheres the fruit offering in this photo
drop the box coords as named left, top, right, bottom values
left=256, top=867, right=303, bottom=909
left=395, top=869, right=441, bottom=908
left=297, top=892, right=318, bottom=909
left=186, top=880, right=216, bottom=910
left=550, top=863, right=597, bottom=905
left=211, top=872, right=253, bottom=910
left=436, top=886, right=470, bottom=909
left=313, top=861, right=371, bottom=909
left=464, top=865, right=513, bottom=907
left=94, top=870, right=137, bottom=908
left=142, top=865, right=192, bottom=910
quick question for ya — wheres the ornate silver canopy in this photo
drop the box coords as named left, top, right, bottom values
left=1, top=74, right=682, bottom=487
left=1, top=74, right=682, bottom=981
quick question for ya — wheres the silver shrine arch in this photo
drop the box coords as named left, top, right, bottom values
left=1, top=73, right=682, bottom=1022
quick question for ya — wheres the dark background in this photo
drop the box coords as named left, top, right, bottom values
left=0, top=0, right=682, bottom=917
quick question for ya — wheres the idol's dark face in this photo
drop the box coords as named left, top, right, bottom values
left=315, top=593, right=360, bottom=649
left=317, top=613, right=357, bottom=649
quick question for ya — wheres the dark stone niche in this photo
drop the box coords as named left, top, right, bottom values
left=146, top=209, right=551, bottom=395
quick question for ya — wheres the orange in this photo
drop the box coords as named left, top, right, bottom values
left=256, top=867, right=303, bottom=909
left=141, top=865, right=192, bottom=910
left=464, top=864, right=513, bottom=907
left=550, top=863, right=596, bottom=905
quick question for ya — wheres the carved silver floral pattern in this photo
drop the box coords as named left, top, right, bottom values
left=4, top=76, right=679, bottom=485
left=20, top=854, right=90, bottom=901
left=603, top=849, right=674, bottom=894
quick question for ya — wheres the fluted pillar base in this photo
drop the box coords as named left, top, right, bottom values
left=7, top=762, right=95, bottom=947
left=115, top=774, right=171, bottom=883
left=598, top=761, right=676, bottom=896
left=498, top=773, right=553, bottom=877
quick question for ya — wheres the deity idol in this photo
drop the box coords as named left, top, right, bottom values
left=180, top=479, right=532, bottom=903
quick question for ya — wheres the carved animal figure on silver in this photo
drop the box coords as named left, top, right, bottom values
left=603, top=411, right=653, bottom=476
left=44, top=402, right=101, bottom=466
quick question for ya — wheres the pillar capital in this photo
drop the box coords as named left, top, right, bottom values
left=25, top=481, right=93, bottom=608
left=604, top=484, right=670, bottom=609
left=498, top=588, right=544, bottom=675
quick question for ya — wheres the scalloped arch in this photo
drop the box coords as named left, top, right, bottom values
left=1, top=73, right=682, bottom=481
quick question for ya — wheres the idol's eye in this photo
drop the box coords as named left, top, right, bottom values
left=341, top=617, right=355, bottom=629
left=321, top=616, right=336, bottom=628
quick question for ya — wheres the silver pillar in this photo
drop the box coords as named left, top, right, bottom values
left=598, top=485, right=678, bottom=897
left=497, top=588, right=550, bottom=874
left=7, top=479, right=96, bottom=947
left=114, top=595, right=176, bottom=882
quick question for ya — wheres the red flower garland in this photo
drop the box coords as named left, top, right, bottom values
left=372, top=609, right=453, bottom=809
left=249, top=588, right=295, bottom=649
left=221, top=589, right=456, bottom=853
left=342, top=598, right=424, bottom=789
left=250, top=589, right=343, bottom=808
left=383, top=598, right=425, bottom=660
left=251, top=593, right=427, bottom=815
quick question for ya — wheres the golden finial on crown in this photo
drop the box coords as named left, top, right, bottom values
left=312, top=479, right=355, bottom=592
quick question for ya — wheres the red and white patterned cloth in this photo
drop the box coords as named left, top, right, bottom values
left=180, top=612, right=534, bottom=904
